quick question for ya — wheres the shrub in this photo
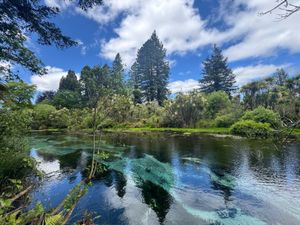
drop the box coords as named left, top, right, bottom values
left=196, top=119, right=216, bottom=128
left=163, top=92, right=206, bottom=127
left=242, top=106, right=281, bottom=128
left=215, top=114, right=236, bottom=128
left=206, top=91, right=231, bottom=118
left=49, top=108, right=70, bottom=129
left=230, top=120, right=273, bottom=138
left=31, top=103, right=56, bottom=129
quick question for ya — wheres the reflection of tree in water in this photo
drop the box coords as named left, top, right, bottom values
left=113, top=171, right=127, bottom=198
left=138, top=180, right=172, bottom=224
left=210, top=168, right=234, bottom=206
left=58, top=151, right=81, bottom=169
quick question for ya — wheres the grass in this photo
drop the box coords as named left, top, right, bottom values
left=104, top=127, right=230, bottom=134
left=30, top=127, right=300, bottom=137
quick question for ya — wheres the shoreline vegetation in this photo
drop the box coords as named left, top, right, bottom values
left=30, top=127, right=300, bottom=137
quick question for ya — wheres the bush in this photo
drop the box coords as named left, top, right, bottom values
left=215, top=114, right=236, bottom=128
left=196, top=119, right=216, bottom=128
left=31, top=103, right=56, bottom=129
left=230, top=120, right=273, bottom=138
left=206, top=91, right=231, bottom=118
left=163, top=92, right=206, bottom=127
left=242, top=106, right=281, bottom=128
left=49, top=108, right=70, bottom=129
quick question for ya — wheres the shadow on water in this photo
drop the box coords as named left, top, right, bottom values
left=28, top=132, right=300, bottom=225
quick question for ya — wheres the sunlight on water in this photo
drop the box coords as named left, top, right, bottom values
left=28, top=133, right=300, bottom=225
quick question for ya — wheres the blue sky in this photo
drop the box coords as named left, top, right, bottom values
left=23, top=0, right=300, bottom=93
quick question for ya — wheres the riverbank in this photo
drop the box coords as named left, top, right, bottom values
left=104, top=127, right=230, bottom=134
left=30, top=127, right=300, bottom=137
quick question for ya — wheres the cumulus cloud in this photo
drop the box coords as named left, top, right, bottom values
left=98, top=0, right=300, bottom=66
left=31, top=66, right=69, bottom=91
left=168, top=79, right=200, bottom=94
left=45, top=0, right=300, bottom=67
left=99, top=0, right=226, bottom=66
left=233, top=63, right=289, bottom=86
left=222, top=0, right=300, bottom=61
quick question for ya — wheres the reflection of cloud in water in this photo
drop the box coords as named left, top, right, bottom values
left=103, top=175, right=160, bottom=225
left=31, top=149, right=60, bottom=176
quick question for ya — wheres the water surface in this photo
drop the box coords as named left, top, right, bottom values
left=28, top=132, right=300, bottom=225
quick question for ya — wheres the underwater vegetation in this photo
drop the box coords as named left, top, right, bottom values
left=28, top=134, right=292, bottom=225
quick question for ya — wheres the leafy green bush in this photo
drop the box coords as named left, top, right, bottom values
left=49, top=108, right=70, bottom=129
left=214, top=114, right=236, bottom=128
left=31, top=103, right=56, bottom=129
left=163, top=92, right=206, bottom=127
left=0, top=108, right=35, bottom=194
left=196, top=119, right=216, bottom=128
left=206, top=91, right=231, bottom=118
left=230, top=120, right=273, bottom=138
left=242, top=106, right=281, bottom=128
left=52, top=90, right=82, bottom=109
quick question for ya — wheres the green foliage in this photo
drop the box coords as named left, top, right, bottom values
left=110, top=53, right=127, bottom=95
left=36, top=91, right=56, bottom=104
left=196, top=119, right=216, bottom=128
left=163, top=92, right=206, bottom=127
left=0, top=0, right=103, bottom=79
left=80, top=65, right=111, bottom=108
left=132, top=31, right=169, bottom=105
left=242, top=106, right=281, bottom=128
left=200, top=45, right=236, bottom=95
left=4, top=82, right=36, bottom=108
left=31, top=103, right=56, bottom=129
left=230, top=120, right=273, bottom=138
left=58, top=70, right=80, bottom=92
left=53, top=90, right=82, bottom=109
left=206, top=91, right=231, bottom=118
left=49, top=108, right=70, bottom=129
left=68, top=108, right=92, bottom=130
left=0, top=0, right=78, bottom=79
left=0, top=108, right=34, bottom=193
left=214, top=114, right=236, bottom=128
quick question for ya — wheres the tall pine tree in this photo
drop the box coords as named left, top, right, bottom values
left=130, top=62, right=143, bottom=104
left=110, top=53, right=126, bottom=94
left=133, top=31, right=169, bottom=105
left=200, top=45, right=236, bottom=95
left=58, top=70, right=80, bottom=92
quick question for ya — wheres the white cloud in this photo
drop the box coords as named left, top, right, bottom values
left=46, top=0, right=300, bottom=67
left=31, top=66, right=69, bottom=91
left=44, top=0, right=73, bottom=10
left=75, top=0, right=140, bottom=24
left=222, top=0, right=300, bottom=61
left=99, top=0, right=225, bottom=66
left=233, top=63, right=289, bottom=86
left=168, top=79, right=200, bottom=94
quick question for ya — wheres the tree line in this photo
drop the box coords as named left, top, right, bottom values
left=1, top=32, right=298, bottom=139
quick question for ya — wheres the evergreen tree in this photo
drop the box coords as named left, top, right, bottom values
left=130, top=62, right=142, bottom=104
left=58, top=70, right=80, bottom=92
left=36, top=91, right=56, bottom=104
left=111, top=53, right=126, bottom=94
left=274, top=68, right=288, bottom=86
left=80, top=65, right=111, bottom=108
left=200, top=45, right=236, bottom=95
left=134, top=31, right=169, bottom=105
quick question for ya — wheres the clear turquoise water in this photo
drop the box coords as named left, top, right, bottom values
left=28, top=132, right=300, bottom=225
